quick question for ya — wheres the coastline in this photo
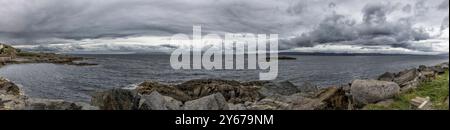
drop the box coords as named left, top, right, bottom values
left=1, top=59, right=448, bottom=110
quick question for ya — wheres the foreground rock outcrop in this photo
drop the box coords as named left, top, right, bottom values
left=1, top=62, right=448, bottom=110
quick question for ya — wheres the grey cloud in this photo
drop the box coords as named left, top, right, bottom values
left=0, top=0, right=447, bottom=54
left=287, top=2, right=432, bottom=51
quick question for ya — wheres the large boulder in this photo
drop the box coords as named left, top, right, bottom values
left=313, top=87, right=351, bottom=110
left=136, top=81, right=191, bottom=102
left=297, top=82, right=320, bottom=93
left=0, top=77, right=21, bottom=96
left=91, top=89, right=141, bottom=110
left=183, top=93, right=229, bottom=110
left=350, top=80, right=400, bottom=105
left=138, top=91, right=182, bottom=110
left=177, top=79, right=261, bottom=103
left=24, top=98, right=83, bottom=110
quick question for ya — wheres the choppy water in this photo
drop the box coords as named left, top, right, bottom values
left=0, top=54, right=448, bottom=102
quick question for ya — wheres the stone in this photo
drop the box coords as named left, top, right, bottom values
left=138, top=91, right=182, bottom=110
left=183, top=93, right=229, bottom=110
left=378, top=72, right=395, bottom=82
left=177, top=79, right=260, bottom=103
left=0, top=77, right=21, bottom=96
left=136, top=81, right=191, bottom=102
left=297, top=82, right=319, bottom=93
left=350, top=80, right=400, bottom=105
left=314, top=87, right=351, bottom=110
left=0, top=94, right=26, bottom=110
left=24, top=98, right=82, bottom=110
left=394, top=69, right=419, bottom=86
left=228, top=103, right=247, bottom=110
left=91, top=89, right=141, bottom=110
left=75, top=102, right=99, bottom=110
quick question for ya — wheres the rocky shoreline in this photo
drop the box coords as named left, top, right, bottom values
left=1, top=60, right=448, bottom=110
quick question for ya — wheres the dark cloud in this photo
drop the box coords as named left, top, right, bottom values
left=0, top=0, right=448, bottom=54
left=286, top=3, right=433, bottom=51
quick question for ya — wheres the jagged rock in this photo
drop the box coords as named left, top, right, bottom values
left=378, top=72, right=395, bottom=82
left=91, top=89, right=141, bottom=110
left=350, top=80, right=400, bottom=106
left=183, top=93, right=229, bottom=110
left=0, top=94, right=26, bottom=110
left=228, top=103, right=247, bottom=110
left=24, top=98, right=83, bottom=110
left=314, top=87, right=351, bottom=110
left=176, top=79, right=260, bottom=103
left=0, top=77, right=21, bottom=96
left=136, top=81, right=191, bottom=102
left=139, top=91, right=182, bottom=110
left=257, top=81, right=300, bottom=96
left=394, top=69, right=419, bottom=86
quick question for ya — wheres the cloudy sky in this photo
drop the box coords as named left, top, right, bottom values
left=0, top=0, right=448, bottom=54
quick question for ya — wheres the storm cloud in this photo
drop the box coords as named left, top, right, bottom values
left=0, top=0, right=448, bottom=54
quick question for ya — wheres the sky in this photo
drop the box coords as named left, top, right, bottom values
left=0, top=0, right=448, bottom=54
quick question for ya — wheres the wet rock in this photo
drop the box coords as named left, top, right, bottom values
left=0, top=77, right=21, bottom=96
left=136, top=81, right=191, bottom=102
left=177, top=79, right=260, bottom=103
left=24, top=98, right=83, bottom=110
left=139, top=91, right=182, bottom=110
left=378, top=72, right=395, bottom=82
left=91, top=89, right=141, bottom=110
left=350, top=80, right=400, bottom=105
left=183, top=93, right=229, bottom=110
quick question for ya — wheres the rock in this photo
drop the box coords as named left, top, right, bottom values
left=24, top=98, right=82, bottom=110
left=431, top=66, right=446, bottom=74
left=394, top=69, right=419, bottom=86
left=374, top=99, right=395, bottom=107
left=378, top=72, right=395, bottom=82
left=228, top=103, right=247, bottom=110
left=350, top=80, right=400, bottom=106
left=183, top=93, right=229, bottom=110
left=177, top=79, right=260, bottom=103
left=91, top=89, right=141, bottom=110
left=247, top=98, right=291, bottom=110
left=0, top=94, right=26, bottom=110
left=314, top=87, right=351, bottom=110
left=256, top=80, right=300, bottom=96
left=297, top=82, right=319, bottom=93
left=0, top=77, right=21, bottom=96
left=138, top=91, right=182, bottom=110
left=75, top=102, right=99, bottom=110
left=136, top=81, right=191, bottom=102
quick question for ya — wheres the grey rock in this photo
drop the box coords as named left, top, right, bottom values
left=350, top=80, right=400, bottom=105
left=228, top=103, right=247, bottom=110
left=183, top=93, right=229, bottom=110
left=25, top=98, right=82, bottom=110
left=0, top=77, right=21, bottom=96
left=139, top=91, right=182, bottom=110
left=394, top=69, right=419, bottom=86
left=91, top=89, right=141, bottom=110
left=297, top=82, right=319, bottom=93
left=378, top=72, right=395, bottom=82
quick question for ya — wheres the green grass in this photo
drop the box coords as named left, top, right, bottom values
left=365, top=70, right=449, bottom=110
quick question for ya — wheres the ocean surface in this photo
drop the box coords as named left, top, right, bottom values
left=0, top=54, right=448, bottom=102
